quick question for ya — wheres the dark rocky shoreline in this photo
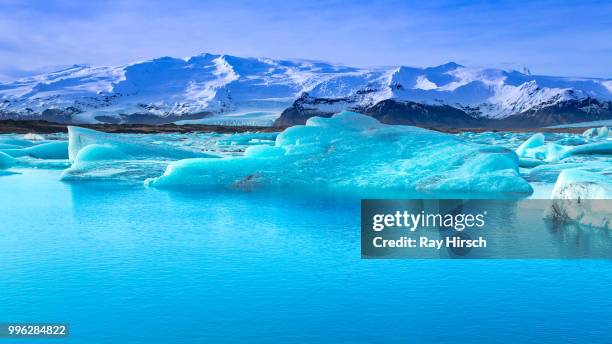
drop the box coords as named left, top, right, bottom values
left=0, top=119, right=590, bottom=135
left=0, top=120, right=279, bottom=134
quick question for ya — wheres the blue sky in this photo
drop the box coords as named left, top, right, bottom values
left=0, top=0, right=611, bottom=80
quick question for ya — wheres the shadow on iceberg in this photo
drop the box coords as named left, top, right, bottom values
left=146, top=111, right=533, bottom=197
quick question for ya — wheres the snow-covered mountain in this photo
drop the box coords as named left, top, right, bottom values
left=1, top=53, right=611, bottom=127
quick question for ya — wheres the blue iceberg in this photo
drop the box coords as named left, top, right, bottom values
left=0, top=137, right=36, bottom=148
left=146, top=111, right=532, bottom=196
left=514, top=133, right=572, bottom=163
left=582, top=126, right=609, bottom=139
left=562, top=141, right=612, bottom=159
left=0, top=151, right=17, bottom=169
left=1, top=141, right=69, bottom=159
left=68, top=126, right=217, bottom=162
left=62, top=126, right=219, bottom=180
left=515, top=133, right=545, bottom=157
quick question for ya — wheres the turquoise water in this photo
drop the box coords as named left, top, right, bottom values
left=1, top=168, right=611, bottom=343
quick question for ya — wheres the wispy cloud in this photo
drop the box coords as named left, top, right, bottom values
left=0, top=0, right=611, bottom=81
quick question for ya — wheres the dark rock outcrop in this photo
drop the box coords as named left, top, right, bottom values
left=495, top=98, right=612, bottom=128
left=362, top=99, right=480, bottom=127
left=273, top=93, right=340, bottom=127
left=274, top=96, right=612, bottom=129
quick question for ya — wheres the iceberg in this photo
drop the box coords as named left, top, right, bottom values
left=62, top=127, right=219, bottom=180
left=518, top=157, right=545, bottom=168
left=23, top=133, right=46, bottom=141
left=1, top=141, right=68, bottom=159
left=515, top=131, right=612, bottom=163
left=548, top=169, right=612, bottom=229
left=561, top=141, right=612, bottom=159
left=582, top=126, right=609, bottom=139
left=67, top=126, right=219, bottom=162
left=556, top=136, right=588, bottom=146
left=515, top=133, right=569, bottom=163
left=515, top=133, right=545, bottom=157
left=0, top=151, right=17, bottom=168
left=552, top=169, right=612, bottom=199
left=0, top=137, right=35, bottom=148
left=146, top=111, right=532, bottom=196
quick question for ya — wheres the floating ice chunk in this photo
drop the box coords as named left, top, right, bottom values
left=0, top=137, right=35, bottom=147
left=1, top=141, right=68, bottom=159
left=552, top=169, right=612, bottom=199
left=215, top=132, right=278, bottom=146
left=73, top=144, right=125, bottom=162
left=146, top=111, right=532, bottom=196
left=62, top=127, right=219, bottom=181
left=544, top=143, right=570, bottom=162
left=68, top=126, right=218, bottom=162
left=561, top=141, right=612, bottom=159
left=582, top=126, right=609, bottom=139
left=548, top=169, right=612, bottom=229
left=0, top=151, right=17, bottom=168
left=582, top=128, right=596, bottom=137
left=556, top=136, right=588, bottom=146
left=23, top=133, right=46, bottom=141
left=431, top=152, right=528, bottom=192
left=512, top=129, right=612, bottom=166
left=519, top=157, right=545, bottom=168
left=522, top=143, right=569, bottom=163
left=515, top=133, right=576, bottom=163
left=516, top=133, right=545, bottom=157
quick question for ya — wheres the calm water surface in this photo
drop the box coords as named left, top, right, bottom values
left=0, top=169, right=611, bottom=343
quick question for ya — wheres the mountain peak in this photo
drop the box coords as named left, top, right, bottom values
left=425, top=62, right=463, bottom=72
left=0, top=53, right=611, bottom=126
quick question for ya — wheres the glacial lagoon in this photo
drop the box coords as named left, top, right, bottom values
left=1, top=113, right=611, bottom=343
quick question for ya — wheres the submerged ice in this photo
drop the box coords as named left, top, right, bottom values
left=146, top=111, right=532, bottom=196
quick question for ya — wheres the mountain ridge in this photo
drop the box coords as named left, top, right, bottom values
left=1, top=53, right=611, bottom=127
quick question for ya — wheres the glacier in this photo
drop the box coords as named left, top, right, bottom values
left=145, top=111, right=533, bottom=196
